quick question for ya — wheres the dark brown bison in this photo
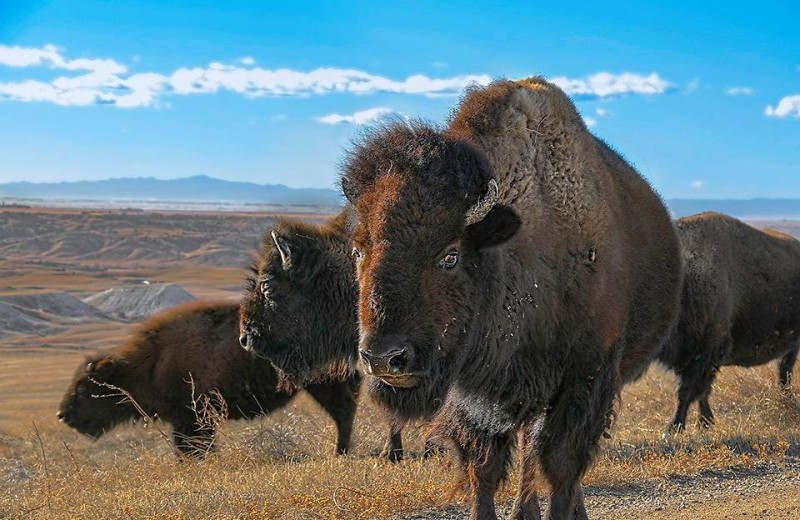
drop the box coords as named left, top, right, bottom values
left=239, top=212, right=429, bottom=460
left=340, top=77, right=682, bottom=520
left=660, top=212, right=800, bottom=431
left=58, top=300, right=360, bottom=457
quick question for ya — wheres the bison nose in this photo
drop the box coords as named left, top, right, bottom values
left=359, top=334, right=412, bottom=376
left=56, top=410, right=64, bottom=421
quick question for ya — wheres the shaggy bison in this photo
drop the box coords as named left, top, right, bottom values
left=58, top=300, right=361, bottom=457
left=340, top=77, right=682, bottom=520
left=660, top=212, right=800, bottom=431
left=239, top=212, right=425, bottom=460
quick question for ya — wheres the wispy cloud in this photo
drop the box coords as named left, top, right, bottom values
left=726, top=86, right=754, bottom=96
left=690, top=180, right=705, bottom=190
left=549, top=72, right=672, bottom=100
left=583, top=116, right=597, bottom=128
left=685, top=77, right=700, bottom=94
left=0, top=44, right=491, bottom=108
left=595, top=108, right=612, bottom=117
left=765, top=95, right=800, bottom=118
left=0, top=45, right=675, bottom=110
left=317, top=107, right=402, bottom=125
left=0, top=44, right=126, bottom=75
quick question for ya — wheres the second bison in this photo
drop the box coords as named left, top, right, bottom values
left=660, top=212, right=800, bottom=431
left=58, top=300, right=361, bottom=457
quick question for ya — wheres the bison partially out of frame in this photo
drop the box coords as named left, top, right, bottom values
left=58, top=301, right=361, bottom=457
left=660, top=212, right=800, bottom=431
left=341, top=77, right=682, bottom=520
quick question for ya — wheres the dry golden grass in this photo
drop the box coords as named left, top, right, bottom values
left=1, top=362, right=798, bottom=520
left=1, top=210, right=799, bottom=519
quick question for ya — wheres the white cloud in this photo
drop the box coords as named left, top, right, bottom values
left=583, top=117, right=597, bottom=128
left=726, top=86, right=754, bottom=96
left=0, top=45, right=675, bottom=110
left=691, top=180, right=705, bottom=190
left=0, top=43, right=126, bottom=75
left=595, top=108, right=612, bottom=117
left=685, top=78, right=700, bottom=94
left=549, top=72, right=672, bottom=99
left=0, top=44, right=491, bottom=108
left=766, top=95, right=800, bottom=118
left=317, top=107, right=402, bottom=125
left=432, top=61, right=448, bottom=69
left=270, top=113, right=287, bottom=122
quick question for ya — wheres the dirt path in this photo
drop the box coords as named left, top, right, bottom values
left=399, top=461, right=800, bottom=519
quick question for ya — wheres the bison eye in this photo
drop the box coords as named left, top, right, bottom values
left=260, top=280, right=270, bottom=296
left=439, top=250, right=459, bottom=270
left=351, top=247, right=364, bottom=261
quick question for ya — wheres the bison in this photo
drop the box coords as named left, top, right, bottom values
left=58, top=300, right=361, bottom=457
left=239, top=212, right=434, bottom=460
left=340, top=77, right=682, bottom=520
left=660, top=212, right=800, bottom=431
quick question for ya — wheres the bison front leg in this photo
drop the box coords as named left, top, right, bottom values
left=454, top=432, right=513, bottom=520
left=670, top=336, right=728, bottom=432
left=509, top=427, right=542, bottom=520
left=305, top=379, right=358, bottom=456
left=172, top=422, right=216, bottom=459
left=380, top=423, right=404, bottom=462
left=538, top=370, right=616, bottom=520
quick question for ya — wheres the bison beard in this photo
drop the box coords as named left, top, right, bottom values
left=660, top=212, right=800, bottom=431
left=57, top=301, right=361, bottom=458
left=341, top=77, right=682, bottom=520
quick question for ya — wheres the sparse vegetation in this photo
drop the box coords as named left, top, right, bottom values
left=1, top=209, right=799, bottom=519
left=1, top=363, right=799, bottom=519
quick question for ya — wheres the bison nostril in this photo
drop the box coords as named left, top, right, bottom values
left=388, top=349, right=408, bottom=374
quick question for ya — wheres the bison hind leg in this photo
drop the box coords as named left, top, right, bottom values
left=779, top=348, right=798, bottom=391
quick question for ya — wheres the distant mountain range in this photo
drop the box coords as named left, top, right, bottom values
left=1, top=176, right=799, bottom=218
left=0, top=175, right=341, bottom=206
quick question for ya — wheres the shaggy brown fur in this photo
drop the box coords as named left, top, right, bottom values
left=58, top=301, right=361, bottom=457
left=660, top=212, right=800, bottom=430
left=341, top=77, right=682, bottom=520
left=238, top=211, right=435, bottom=461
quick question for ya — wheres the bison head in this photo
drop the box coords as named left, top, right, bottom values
left=57, top=355, right=134, bottom=439
left=340, top=122, right=520, bottom=416
left=239, top=218, right=358, bottom=386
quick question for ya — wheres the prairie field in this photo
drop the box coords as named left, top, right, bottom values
left=1, top=207, right=800, bottom=519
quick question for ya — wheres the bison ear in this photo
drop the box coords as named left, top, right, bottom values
left=270, top=230, right=292, bottom=270
left=92, top=357, right=124, bottom=376
left=466, top=205, right=520, bottom=250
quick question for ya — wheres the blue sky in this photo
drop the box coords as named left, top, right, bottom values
left=0, top=0, right=797, bottom=198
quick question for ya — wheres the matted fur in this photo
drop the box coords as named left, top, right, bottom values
left=58, top=300, right=361, bottom=457
left=660, top=212, right=800, bottom=430
left=341, top=77, right=682, bottom=519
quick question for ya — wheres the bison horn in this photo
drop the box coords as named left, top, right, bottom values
left=270, top=230, right=292, bottom=270
left=465, top=179, right=499, bottom=226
